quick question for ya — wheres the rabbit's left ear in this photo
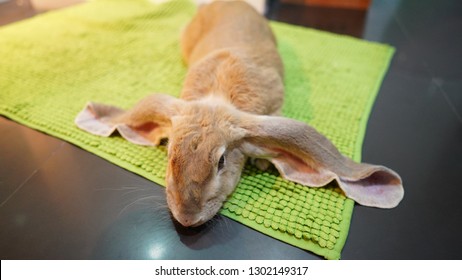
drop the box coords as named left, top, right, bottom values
left=240, top=115, right=404, bottom=208
left=75, top=94, right=185, bottom=146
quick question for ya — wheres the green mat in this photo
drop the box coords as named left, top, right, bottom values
left=0, top=0, right=394, bottom=259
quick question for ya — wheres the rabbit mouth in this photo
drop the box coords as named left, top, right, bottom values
left=188, top=219, right=207, bottom=227
left=176, top=198, right=224, bottom=227
left=171, top=211, right=207, bottom=227
left=176, top=216, right=205, bottom=227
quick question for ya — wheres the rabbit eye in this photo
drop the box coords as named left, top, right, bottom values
left=218, top=154, right=225, bottom=172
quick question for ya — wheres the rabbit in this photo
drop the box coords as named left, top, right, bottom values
left=75, top=1, right=404, bottom=227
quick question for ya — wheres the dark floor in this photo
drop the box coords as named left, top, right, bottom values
left=1, top=0, right=461, bottom=259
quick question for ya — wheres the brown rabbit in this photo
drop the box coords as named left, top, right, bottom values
left=75, top=1, right=404, bottom=227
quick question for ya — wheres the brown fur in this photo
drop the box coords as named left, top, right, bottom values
left=180, top=1, right=284, bottom=115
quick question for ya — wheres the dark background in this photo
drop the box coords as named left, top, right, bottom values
left=1, top=0, right=461, bottom=259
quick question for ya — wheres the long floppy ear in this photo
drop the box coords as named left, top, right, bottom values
left=240, top=115, right=404, bottom=208
left=75, top=94, right=184, bottom=146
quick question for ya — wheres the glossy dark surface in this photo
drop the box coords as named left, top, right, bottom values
left=1, top=0, right=461, bottom=259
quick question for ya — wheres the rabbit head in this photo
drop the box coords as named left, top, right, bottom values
left=75, top=93, right=404, bottom=227
left=164, top=97, right=249, bottom=226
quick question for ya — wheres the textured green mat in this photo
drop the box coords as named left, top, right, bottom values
left=0, top=0, right=394, bottom=259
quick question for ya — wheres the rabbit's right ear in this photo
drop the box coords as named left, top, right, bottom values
left=75, top=94, right=184, bottom=146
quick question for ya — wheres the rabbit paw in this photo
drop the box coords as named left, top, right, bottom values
left=250, top=158, right=271, bottom=171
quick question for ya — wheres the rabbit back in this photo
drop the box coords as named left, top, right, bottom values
left=180, top=1, right=284, bottom=115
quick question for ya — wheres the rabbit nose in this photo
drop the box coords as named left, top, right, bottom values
left=176, top=214, right=203, bottom=227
